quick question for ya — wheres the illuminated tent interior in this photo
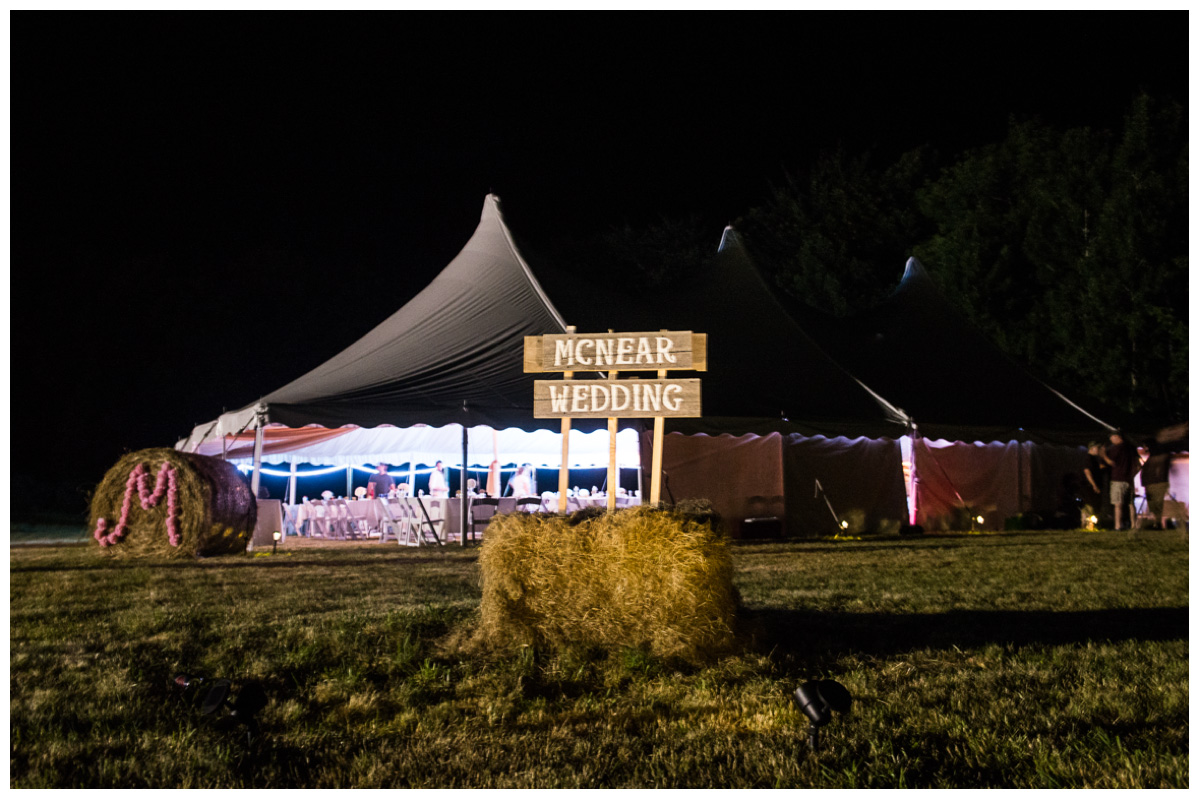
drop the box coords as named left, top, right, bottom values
left=197, top=423, right=642, bottom=500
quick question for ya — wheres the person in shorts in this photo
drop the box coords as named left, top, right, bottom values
left=1103, top=431, right=1137, bottom=530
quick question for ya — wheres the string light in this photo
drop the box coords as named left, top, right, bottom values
left=237, top=463, right=640, bottom=478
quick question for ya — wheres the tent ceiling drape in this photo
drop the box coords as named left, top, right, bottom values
left=204, top=423, right=642, bottom=469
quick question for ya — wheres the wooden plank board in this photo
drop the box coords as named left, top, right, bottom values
left=524, top=332, right=707, bottom=372
left=534, top=378, right=701, bottom=419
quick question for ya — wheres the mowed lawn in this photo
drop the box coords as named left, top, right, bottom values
left=9, top=529, right=1189, bottom=788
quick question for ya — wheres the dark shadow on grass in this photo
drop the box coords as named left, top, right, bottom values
left=731, top=534, right=1107, bottom=556
left=10, top=551, right=481, bottom=573
left=742, top=606, right=1189, bottom=662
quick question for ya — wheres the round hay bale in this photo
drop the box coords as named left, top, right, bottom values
left=88, top=448, right=256, bottom=558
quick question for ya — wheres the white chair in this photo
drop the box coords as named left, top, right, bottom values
left=412, top=497, right=445, bottom=545
left=378, top=497, right=419, bottom=545
left=334, top=498, right=371, bottom=539
left=323, top=499, right=361, bottom=539
left=303, top=499, right=332, bottom=538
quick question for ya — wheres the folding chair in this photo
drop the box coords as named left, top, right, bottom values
left=334, top=498, right=372, bottom=539
left=303, top=499, right=333, bottom=538
left=281, top=503, right=301, bottom=538
left=469, top=497, right=501, bottom=540
left=515, top=496, right=542, bottom=513
left=322, top=499, right=358, bottom=539
left=411, top=497, right=445, bottom=546
left=378, top=498, right=418, bottom=545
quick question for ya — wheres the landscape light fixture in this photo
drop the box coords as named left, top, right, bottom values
left=173, top=673, right=268, bottom=743
left=840, top=520, right=849, bottom=530
left=791, top=679, right=852, bottom=753
left=272, top=530, right=281, bottom=554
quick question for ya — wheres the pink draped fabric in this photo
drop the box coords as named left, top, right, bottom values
left=913, top=439, right=1028, bottom=530
left=194, top=425, right=356, bottom=460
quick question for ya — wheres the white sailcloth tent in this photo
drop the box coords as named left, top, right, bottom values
left=177, top=195, right=638, bottom=503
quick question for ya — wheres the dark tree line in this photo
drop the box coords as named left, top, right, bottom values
left=735, top=93, right=1186, bottom=422
left=535, top=93, right=1185, bottom=423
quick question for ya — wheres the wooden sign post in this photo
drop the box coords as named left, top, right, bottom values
left=525, top=329, right=705, bottom=509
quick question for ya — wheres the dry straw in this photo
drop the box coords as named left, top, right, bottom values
left=88, top=448, right=256, bottom=559
left=478, top=506, right=738, bottom=662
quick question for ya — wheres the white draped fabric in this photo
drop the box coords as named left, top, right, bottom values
left=221, top=424, right=642, bottom=469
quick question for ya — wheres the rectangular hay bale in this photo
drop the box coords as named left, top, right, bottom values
left=478, top=506, right=737, bottom=662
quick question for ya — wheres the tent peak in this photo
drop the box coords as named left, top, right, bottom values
left=901, top=257, right=929, bottom=285
left=717, top=225, right=740, bottom=253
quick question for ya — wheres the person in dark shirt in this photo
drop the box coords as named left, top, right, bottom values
left=366, top=463, right=395, bottom=499
left=1082, top=441, right=1110, bottom=526
left=1103, top=432, right=1137, bottom=530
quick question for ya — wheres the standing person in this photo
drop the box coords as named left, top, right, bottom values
left=428, top=460, right=449, bottom=497
left=1103, top=431, right=1138, bottom=530
left=1082, top=441, right=1110, bottom=527
left=366, top=463, right=395, bottom=499
left=1139, top=437, right=1173, bottom=530
left=509, top=464, right=533, bottom=498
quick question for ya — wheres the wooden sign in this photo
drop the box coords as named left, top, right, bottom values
left=534, top=379, right=701, bottom=419
left=525, top=331, right=706, bottom=373
left=530, top=326, right=706, bottom=511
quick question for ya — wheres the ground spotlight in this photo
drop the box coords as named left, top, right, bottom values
left=791, top=679, right=852, bottom=752
left=172, top=673, right=268, bottom=743
left=272, top=530, right=281, bottom=554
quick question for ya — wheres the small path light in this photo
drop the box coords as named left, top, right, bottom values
left=173, top=673, right=269, bottom=744
left=272, top=530, right=281, bottom=554
left=791, top=679, right=852, bottom=753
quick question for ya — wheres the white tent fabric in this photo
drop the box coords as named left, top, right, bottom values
left=221, top=424, right=642, bottom=469
left=177, top=194, right=571, bottom=455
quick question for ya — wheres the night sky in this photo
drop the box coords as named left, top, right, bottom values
left=11, top=12, right=1187, bottom=512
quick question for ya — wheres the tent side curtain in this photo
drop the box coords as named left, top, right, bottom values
left=642, top=431, right=909, bottom=538
left=913, top=439, right=1090, bottom=530
left=783, top=434, right=908, bottom=536
left=913, top=439, right=1028, bottom=530
left=642, top=431, right=785, bottom=539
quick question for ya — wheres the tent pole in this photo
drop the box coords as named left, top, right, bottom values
left=346, top=466, right=353, bottom=498
left=909, top=425, right=921, bottom=526
left=461, top=422, right=469, bottom=546
left=408, top=457, right=415, bottom=496
left=250, top=414, right=265, bottom=499
left=288, top=461, right=297, bottom=506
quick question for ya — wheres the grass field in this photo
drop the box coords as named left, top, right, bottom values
left=9, top=529, right=1189, bottom=788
